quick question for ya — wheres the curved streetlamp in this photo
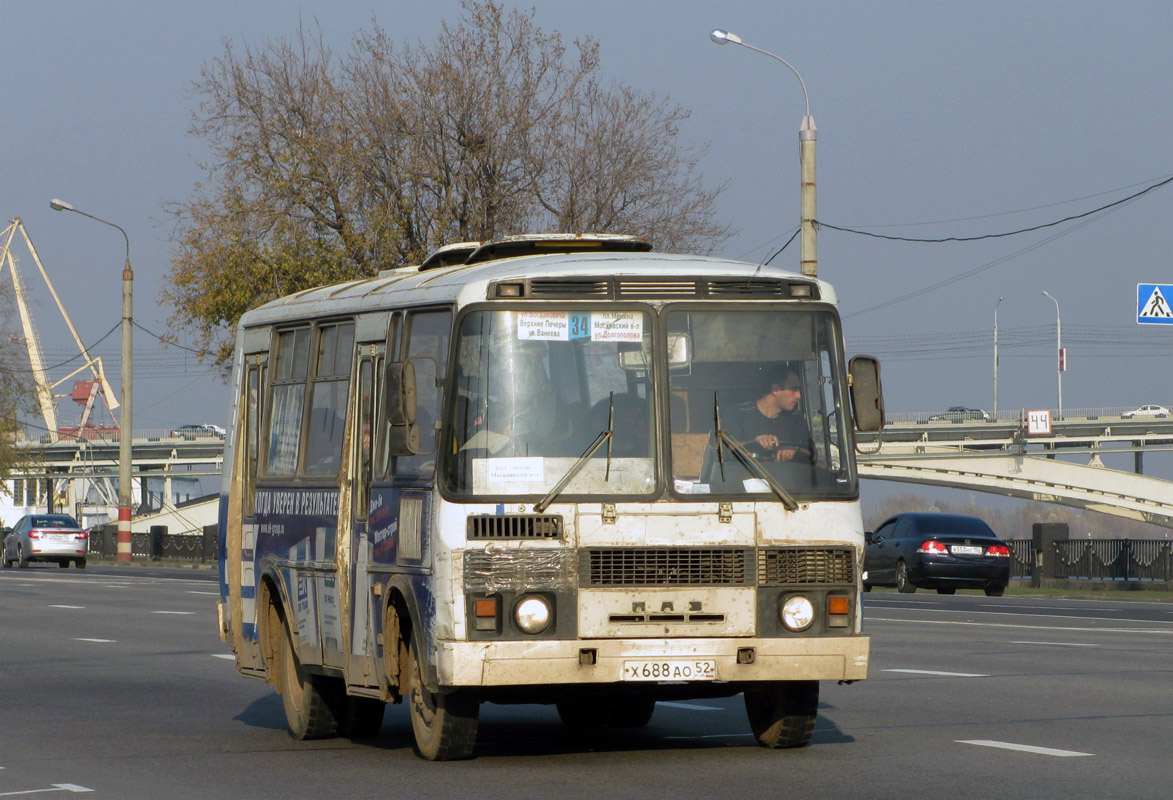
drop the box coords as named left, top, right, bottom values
left=50, top=198, right=134, bottom=564
left=710, top=29, right=818, bottom=277
left=1042, top=290, right=1063, bottom=420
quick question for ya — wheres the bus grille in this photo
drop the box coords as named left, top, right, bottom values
left=581, top=548, right=752, bottom=587
left=757, top=548, right=856, bottom=586
left=520, top=277, right=819, bottom=301
left=467, top=514, right=563, bottom=540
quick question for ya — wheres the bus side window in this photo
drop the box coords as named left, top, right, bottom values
left=264, top=327, right=311, bottom=476
left=304, top=322, right=356, bottom=477
left=244, top=363, right=262, bottom=517
left=391, top=308, right=451, bottom=479
left=355, top=357, right=374, bottom=521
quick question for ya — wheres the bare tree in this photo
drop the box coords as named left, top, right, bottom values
left=165, top=0, right=731, bottom=366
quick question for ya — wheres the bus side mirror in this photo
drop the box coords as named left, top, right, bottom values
left=386, top=361, right=418, bottom=425
left=849, top=355, right=884, bottom=432
left=385, top=361, right=422, bottom=456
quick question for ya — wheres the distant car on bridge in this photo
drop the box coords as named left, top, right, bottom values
left=1121, top=404, right=1170, bottom=419
left=170, top=423, right=226, bottom=440
left=928, top=406, right=990, bottom=422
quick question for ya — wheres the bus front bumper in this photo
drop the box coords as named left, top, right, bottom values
left=436, top=636, right=869, bottom=687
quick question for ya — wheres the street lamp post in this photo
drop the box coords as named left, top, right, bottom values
left=1042, top=290, right=1063, bottom=420
left=50, top=199, right=134, bottom=564
left=710, top=29, right=818, bottom=278
left=993, top=296, right=1004, bottom=418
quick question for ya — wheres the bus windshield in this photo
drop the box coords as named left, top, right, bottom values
left=445, top=308, right=656, bottom=498
left=442, top=305, right=855, bottom=501
left=667, top=308, right=855, bottom=499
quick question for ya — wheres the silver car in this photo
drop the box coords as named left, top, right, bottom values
left=2, top=514, right=88, bottom=569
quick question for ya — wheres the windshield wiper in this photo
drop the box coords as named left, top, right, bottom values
left=713, top=391, right=799, bottom=511
left=534, top=392, right=615, bottom=513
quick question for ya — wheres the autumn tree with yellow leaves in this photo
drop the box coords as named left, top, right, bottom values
left=165, top=0, right=730, bottom=366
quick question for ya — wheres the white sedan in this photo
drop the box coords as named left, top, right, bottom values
left=1122, top=404, right=1170, bottom=419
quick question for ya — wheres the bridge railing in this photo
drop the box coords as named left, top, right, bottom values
left=88, top=523, right=218, bottom=562
left=1008, top=538, right=1173, bottom=583
left=885, top=407, right=1156, bottom=425
left=15, top=427, right=224, bottom=446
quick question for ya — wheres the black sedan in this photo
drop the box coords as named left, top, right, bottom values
left=862, top=512, right=1010, bottom=596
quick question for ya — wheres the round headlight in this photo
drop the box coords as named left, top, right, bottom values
left=780, top=595, right=815, bottom=631
left=515, top=596, right=552, bottom=634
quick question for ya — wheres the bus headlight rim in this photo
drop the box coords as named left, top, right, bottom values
left=515, top=595, right=552, bottom=634
left=779, top=595, right=815, bottom=632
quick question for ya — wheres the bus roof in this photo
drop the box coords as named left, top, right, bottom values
left=237, top=249, right=837, bottom=330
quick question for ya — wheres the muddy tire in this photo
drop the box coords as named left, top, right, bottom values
left=407, top=636, right=478, bottom=760
left=744, top=680, right=819, bottom=749
left=76, top=560, right=87, bottom=569
left=279, top=624, right=339, bottom=740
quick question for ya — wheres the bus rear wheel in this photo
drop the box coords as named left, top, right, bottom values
left=407, top=637, right=479, bottom=760
left=744, top=680, right=819, bottom=749
left=279, top=623, right=339, bottom=740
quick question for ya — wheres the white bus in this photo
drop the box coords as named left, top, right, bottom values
left=217, top=233, right=884, bottom=760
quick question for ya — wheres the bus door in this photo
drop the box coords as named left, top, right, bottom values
left=226, top=331, right=267, bottom=671
left=346, top=319, right=386, bottom=687
left=372, top=308, right=451, bottom=604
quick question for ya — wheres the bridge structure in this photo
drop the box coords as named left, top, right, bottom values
left=858, top=408, right=1173, bottom=528
left=7, top=409, right=1173, bottom=531
left=4, top=429, right=224, bottom=531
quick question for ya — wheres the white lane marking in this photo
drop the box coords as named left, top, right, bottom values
left=884, top=669, right=988, bottom=678
left=0, top=786, right=94, bottom=796
left=187, top=591, right=219, bottom=595
left=212, top=654, right=236, bottom=660
left=1012, top=641, right=1100, bottom=647
left=867, top=617, right=1173, bottom=635
left=74, top=638, right=116, bottom=643
left=958, top=740, right=1092, bottom=757
left=49, top=605, right=85, bottom=610
left=152, top=611, right=196, bottom=615
left=868, top=607, right=1173, bottom=627
left=659, top=701, right=722, bottom=712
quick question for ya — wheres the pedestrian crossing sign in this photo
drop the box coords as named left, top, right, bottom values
left=1137, top=284, right=1173, bottom=324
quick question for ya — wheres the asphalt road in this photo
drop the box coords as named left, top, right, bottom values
left=1, top=565, right=1170, bottom=799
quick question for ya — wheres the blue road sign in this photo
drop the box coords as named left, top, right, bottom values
left=1137, top=284, right=1173, bottom=324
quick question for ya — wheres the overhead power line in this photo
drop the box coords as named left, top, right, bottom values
left=817, top=174, right=1173, bottom=243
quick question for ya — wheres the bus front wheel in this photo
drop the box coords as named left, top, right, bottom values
left=744, top=680, right=819, bottom=749
left=407, top=637, right=479, bottom=760
left=279, top=623, right=339, bottom=740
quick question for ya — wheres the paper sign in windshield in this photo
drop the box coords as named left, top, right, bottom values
left=517, top=312, right=569, bottom=340
left=517, top=311, right=643, bottom=342
left=486, top=457, right=545, bottom=483
left=591, top=311, right=643, bottom=342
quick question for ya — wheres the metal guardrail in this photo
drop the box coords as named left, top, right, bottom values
left=1008, top=537, right=1173, bottom=583
left=87, top=523, right=218, bottom=562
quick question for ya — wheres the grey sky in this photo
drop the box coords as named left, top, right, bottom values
left=4, top=0, right=1172, bottom=463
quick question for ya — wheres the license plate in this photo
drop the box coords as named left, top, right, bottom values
left=622, top=659, right=716, bottom=681
left=50, top=534, right=72, bottom=542
left=950, top=545, right=983, bottom=555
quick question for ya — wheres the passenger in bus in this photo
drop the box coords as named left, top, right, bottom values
left=726, top=364, right=815, bottom=464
